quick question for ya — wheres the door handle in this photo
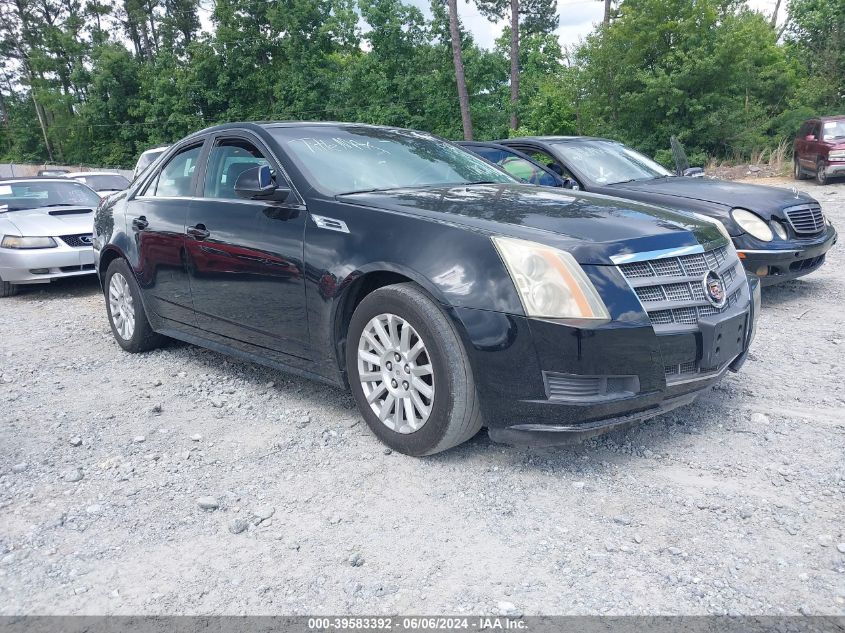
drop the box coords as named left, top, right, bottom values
left=187, top=224, right=210, bottom=240
left=131, top=216, right=148, bottom=231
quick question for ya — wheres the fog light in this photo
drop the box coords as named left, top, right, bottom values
left=755, top=265, right=768, bottom=276
left=29, top=268, right=49, bottom=274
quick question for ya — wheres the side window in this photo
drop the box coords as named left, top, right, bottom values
left=143, top=144, right=202, bottom=197
left=203, top=138, right=271, bottom=199
left=812, top=123, right=822, bottom=140
left=470, top=147, right=508, bottom=164
left=519, top=147, right=578, bottom=182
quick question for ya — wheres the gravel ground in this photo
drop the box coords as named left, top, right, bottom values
left=1, top=177, right=843, bottom=617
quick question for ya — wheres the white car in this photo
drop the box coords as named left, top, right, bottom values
left=132, top=146, right=169, bottom=181
left=66, top=171, right=131, bottom=197
left=0, top=178, right=102, bottom=297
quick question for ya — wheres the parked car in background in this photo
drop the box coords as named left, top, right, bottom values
left=36, top=168, right=69, bottom=177
left=0, top=178, right=101, bottom=297
left=457, top=141, right=570, bottom=187
left=132, top=145, right=170, bottom=181
left=495, top=136, right=837, bottom=285
left=94, top=122, right=759, bottom=455
left=67, top=171, right=131, bottom=197
left=794, top=116, right=845, bottom=185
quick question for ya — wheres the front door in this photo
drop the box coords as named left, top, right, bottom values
left=186, top=134, right=310, bottom=358
left=129, top=141, right=204, bottom=326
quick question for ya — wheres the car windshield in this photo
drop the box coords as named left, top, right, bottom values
left=0, top=180, right=101, bottom=212
left=271, top=126, right=515, bottom=195
left=551, top=140, right=674, bottom=185
left=822, top=120, right=845, bottom=141
left=74, top=174, right=130, bottom=191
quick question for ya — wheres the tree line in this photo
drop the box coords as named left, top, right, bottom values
left=0, top=0, right=842, bottom=169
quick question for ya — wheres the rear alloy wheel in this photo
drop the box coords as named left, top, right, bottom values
left=347, top=283, right=482, bottom=456
left=793, top=158, right=807, bottom=180
left=816, top=159, right=828, bottom=185
left=104, top=258, right=164, bottom=353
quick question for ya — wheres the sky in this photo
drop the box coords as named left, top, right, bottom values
left=196, top=0, right=787, bottom=52
left=421, top=0, right=786, bottom=51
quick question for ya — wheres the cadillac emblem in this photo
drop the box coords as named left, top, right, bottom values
left=703, top=270, right=727, bottom=308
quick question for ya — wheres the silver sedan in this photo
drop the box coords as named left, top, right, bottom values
left=0, top=178, right=102, bottom=297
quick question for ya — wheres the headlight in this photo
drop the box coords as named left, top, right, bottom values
left=731, top=209, right=773, bottom=242
left=1, top=235, right=58, bottom=249
left=492, top=236, right=610, bottom=320
left=770, top=221, right=788, bottom=240
left=829, top=150, right=845, bottom=160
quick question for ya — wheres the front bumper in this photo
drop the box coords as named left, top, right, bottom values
left=0, top=244, right=96, bottom=284
left=735, top=225, right=837, bottom=285
left=450, top=273, right=759, bottom=446
left=821, top=161, right=845, bottom=178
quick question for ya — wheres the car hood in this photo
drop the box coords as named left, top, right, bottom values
left=338, top=184, right=723, bottom=265
left=607, top=176, right=818, bottom=219
left=0, top=206, right=95, bottom=236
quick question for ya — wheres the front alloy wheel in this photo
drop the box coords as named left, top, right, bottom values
left=816, top=160, right=828, bottom=185
left=357, top=313, right=435, bottom=434
left=347, top=283, right=482, bottom=455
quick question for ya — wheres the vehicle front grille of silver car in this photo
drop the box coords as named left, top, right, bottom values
left=783, top=204, right=825, bottom=235
left=59, top=234, right=94, bottom=248
left=618, top=244, right=744, bottom=329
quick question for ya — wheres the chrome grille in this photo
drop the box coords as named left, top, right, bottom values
left=618, top=245, right=744, bottom=329
left=784, top=204, right=824, bottom=235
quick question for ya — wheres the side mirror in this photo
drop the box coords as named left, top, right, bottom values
left=683, top=167, right=705, bottom=178
left=805, top=134, right=816, bottom=142
left=234, top=164, right=291, bottom=201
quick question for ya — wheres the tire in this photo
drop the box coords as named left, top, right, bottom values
left=0, top=275, right=19, bottom=298
left=104, top=258, right=163, bottom=353
left=793, top=158, right=808, bottom=180
left=816, top=159, right=828, bottom=185
left=346, top=283, right=482, bottom=456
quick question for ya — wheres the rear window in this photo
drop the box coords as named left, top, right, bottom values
left=74, top=174, right=130, bottom=191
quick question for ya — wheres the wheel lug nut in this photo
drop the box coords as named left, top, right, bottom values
left=394, top=352, right=401, bottom=362
left=386, top=361, right=392, bottom=370
left=402, top=381, right=409, bottom=390
left=404, top=364, right=410, bottom=373
left=391, top=379, right=398, bottom=388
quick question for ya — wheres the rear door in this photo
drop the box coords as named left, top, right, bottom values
left=128, top=141, right=205, bottom=326
left=186, top=132, right=310, bottom=358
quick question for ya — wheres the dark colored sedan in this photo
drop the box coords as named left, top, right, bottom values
left=94, top=122, right=759, bottom=455
left=493, top=136, right=838, bottom=286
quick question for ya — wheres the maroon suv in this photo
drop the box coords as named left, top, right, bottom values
left=794, top=115, right=845, bottom=185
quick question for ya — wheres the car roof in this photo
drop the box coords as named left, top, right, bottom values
left=499, top=135, right=615, bottom=143
left=180, top=121, right=431, bottom=142
left=0, top=177, right=79, bottom=184
left=66, top=171, right=127, bottom=177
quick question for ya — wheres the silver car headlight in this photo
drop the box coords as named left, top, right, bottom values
left=492, top=236, right=610, bottom=320
left=1, top=235, right=58, bottom=249
left=731, top=209, right=773, bottom=242
left=829, top=150, right=845, bottom=160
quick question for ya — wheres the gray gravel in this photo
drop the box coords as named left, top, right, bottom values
left=0, top=178, right=843, bottom=616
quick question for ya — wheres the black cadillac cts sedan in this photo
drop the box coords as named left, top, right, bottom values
left=93, top=122, right=760, bottom=455
left=494, top=137, right=838, bottom=285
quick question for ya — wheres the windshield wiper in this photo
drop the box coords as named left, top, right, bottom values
left=40, top=203, right=77, bottom=208
left=463, top=180, right=500, bottom=185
